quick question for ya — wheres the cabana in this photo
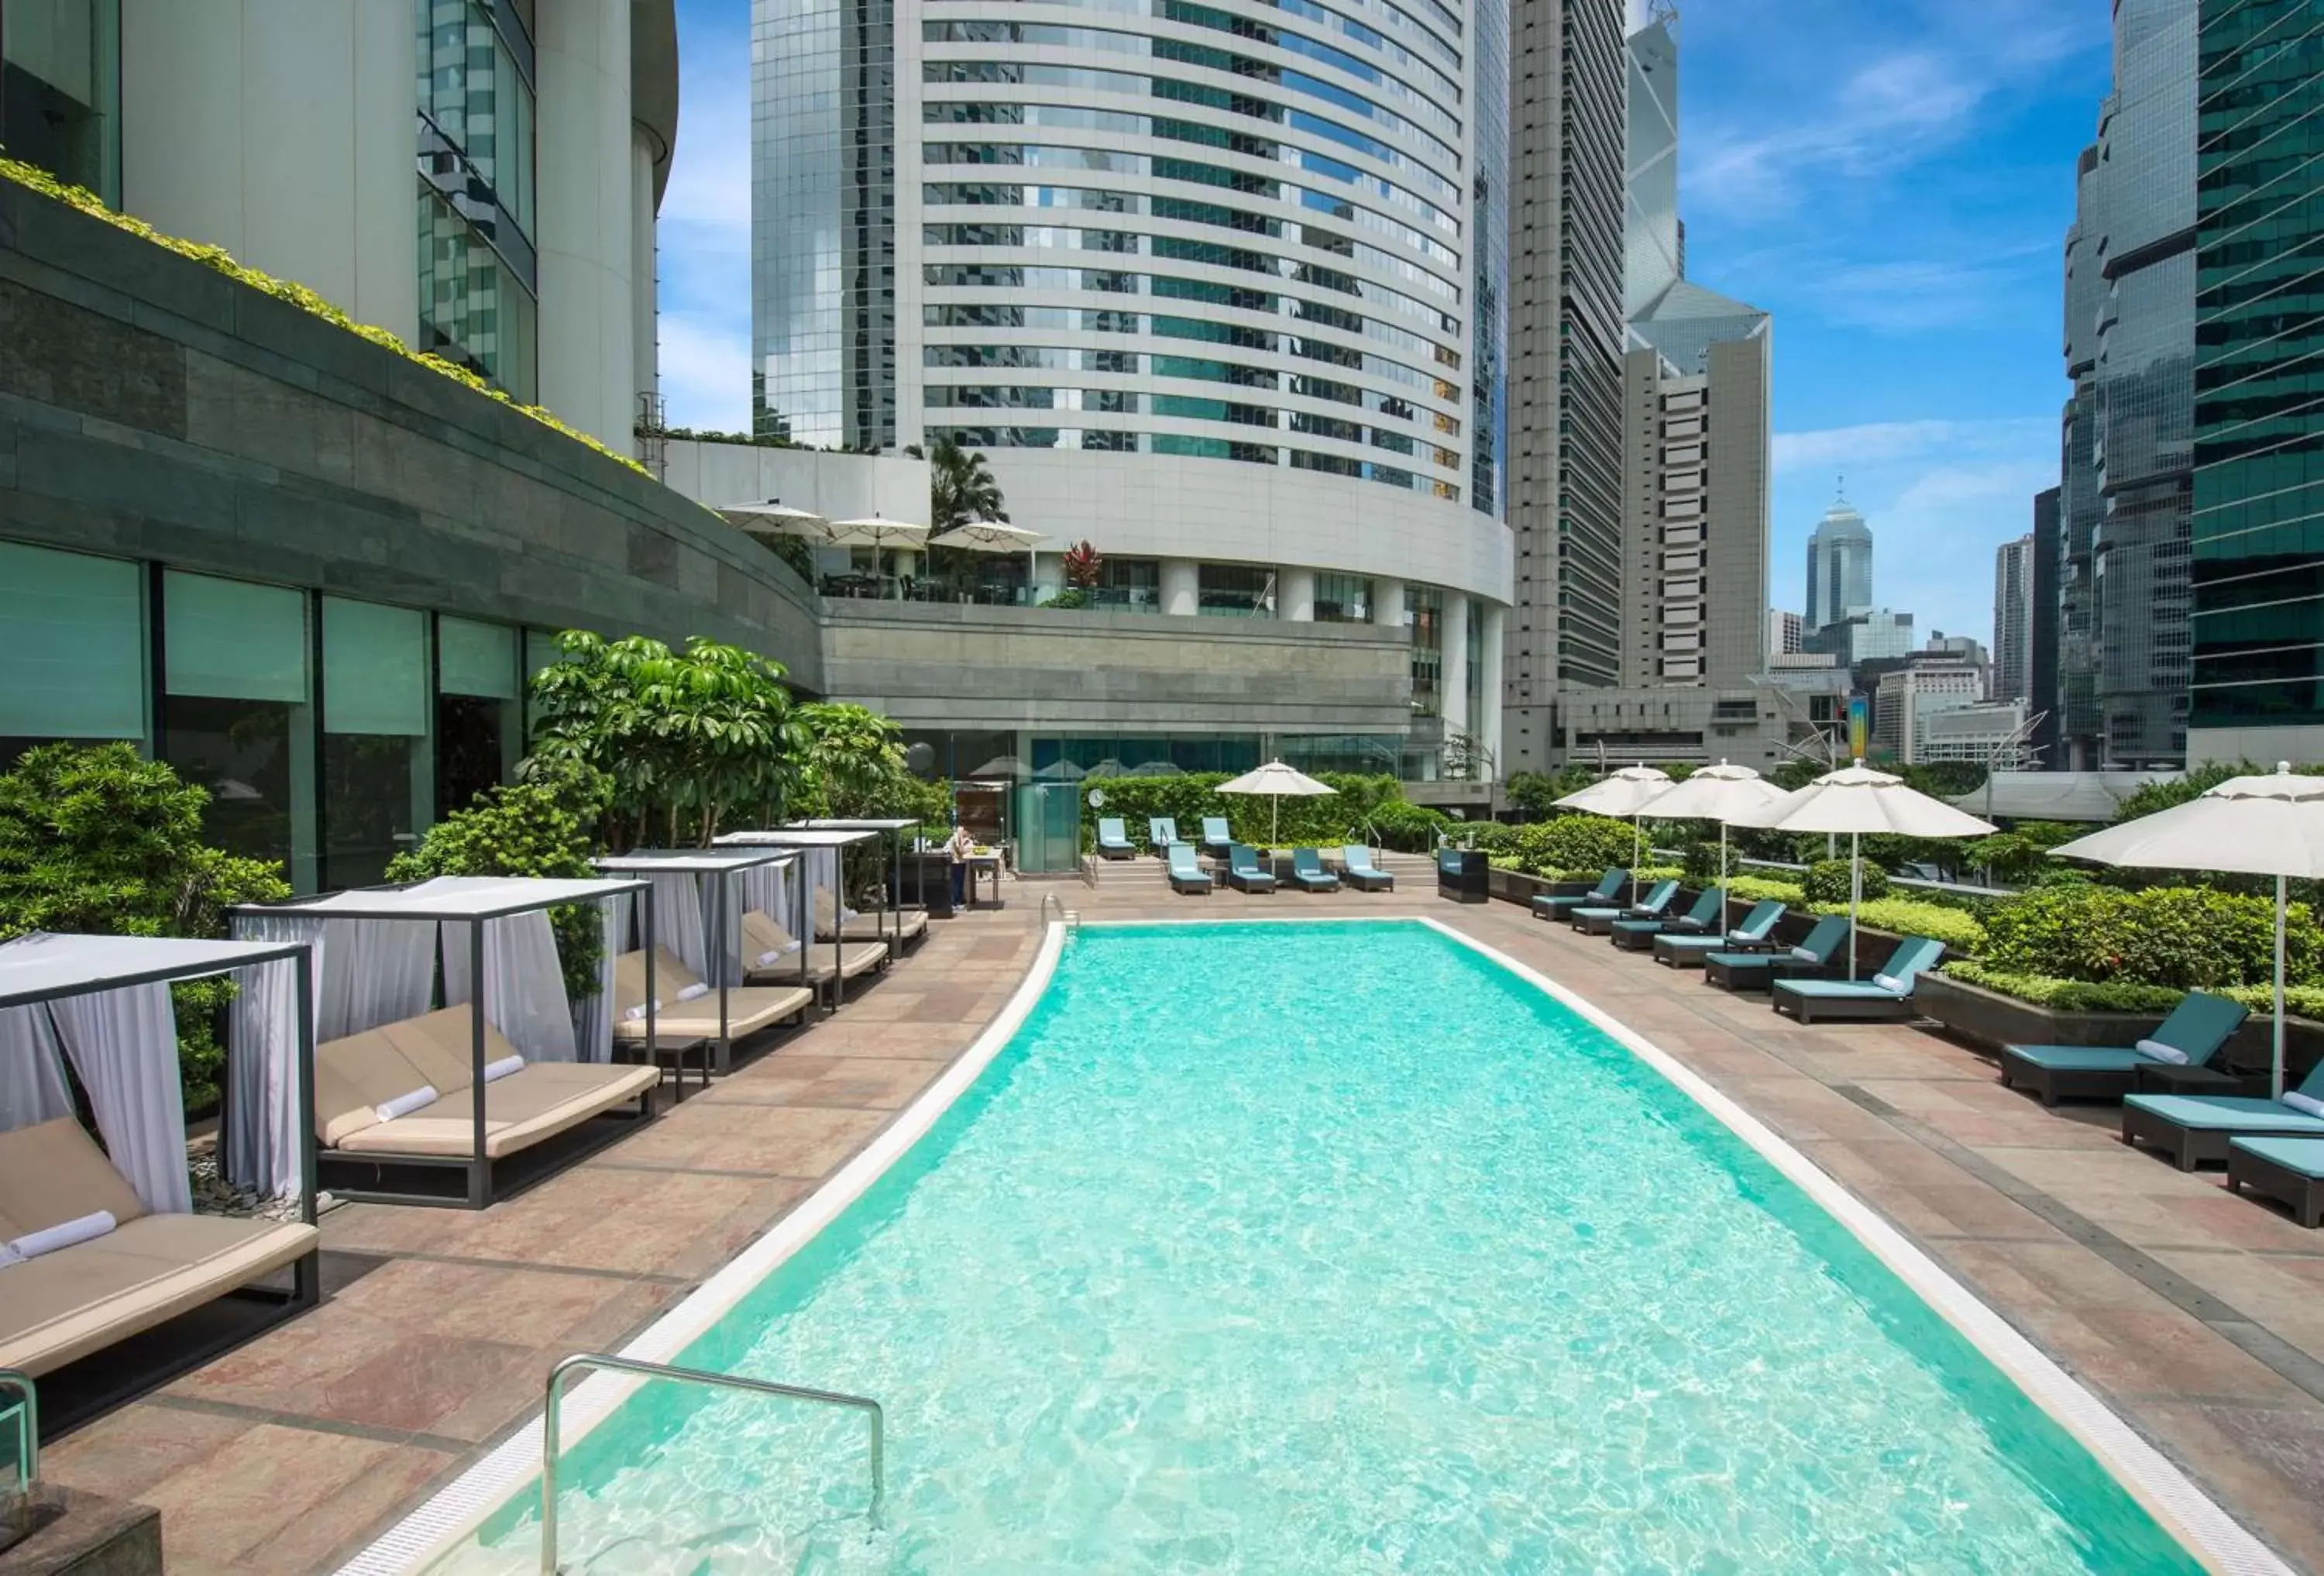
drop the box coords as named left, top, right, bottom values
left=593, top=848, right=818, bottom=1081
left=230, top=876, right=660, bottom=1209
left=0, top=933, right=320, bottom=1426
left=716, top=828, right=894, bottom=1007
left=786, top=817, right=932, bottom=952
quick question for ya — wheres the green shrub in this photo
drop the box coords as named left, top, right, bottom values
left=1815, top=898, right=1985, bottom=955
left=1679, top=841, right=1728, bottom=884
left=0, top=744, right=290, bottom=1113
left=1979, top=883, right=2321, bottom=990
left=1725, top=875, right=1806, bottom=906
left=1508, top=814, right=1638, bottom=876
left=1365, top=798, right=1453, bottom=851
left=1803, top=858, right=1889, bottom=905
left=388, top=763, right=610, bottom=1001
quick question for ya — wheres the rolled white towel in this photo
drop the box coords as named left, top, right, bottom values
left=0, top=1242, right=19, bottom=1268
left=2134, top=1037, right=2189, bottom=1065
left=374, top=1084, right=438, bottom=1122
left=1789, top=945, right=1820, bottom=962
left=483, top=1054, right=525, bottom=1083
left=623, top=1000, right=664, bottom=1021
left=8, top=1209, right=116, bottom=1261
left=677, top=982, right=710, bottom=1002
left=755, top=945, right=800, bottom=967
left=1872, top=972, right=1906, bottom=993
left=2283, top=1090, right=2324, bottom=1119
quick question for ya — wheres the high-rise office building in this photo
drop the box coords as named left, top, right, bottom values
left=2031, top=487, right=2063, bottom=764
left=1803, top=496, right=1873, bottom=631
left=1503, top=0, right=1626, bottom=769
left=748, top=0, right=1516, bottom=764
left=2188, top=0, right=2324, bottom=762
left=2058, top=0, right=2198, bottom=768
left=1992, top=533, right=2034, bottom=703
left=1770, top=608, right=1803, bottom=658
left=1624, top=0, right=1679, bottom=320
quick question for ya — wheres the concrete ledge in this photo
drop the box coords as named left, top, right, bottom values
left=0, top=1484, right=162, bottom=1576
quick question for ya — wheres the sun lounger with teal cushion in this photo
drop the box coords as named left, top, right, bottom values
left=1340, top=845, right=1394, bottom=892
left=2227, top=1136, right=2324, bottom=1227
left=1611, top=888, right=1723, bottom=951
left=2120, top=1058, right=2324, bottom=1170
left=1147, top=817, right=1179, bottom=855
left=1288, top=847, right=1339, bottom=891
left=1532, top=868, right=1624, bottom=921
left=1771, top=937, right=1946, bottom=1023
left=1201, top=817, right=1234, bottom=859
left=1166, top=841, right=1211, bottom=896
left=1655, top=900, right=1786, bottom=968
left=1573, top=879, right=1677, bottom=936
left=1226, top=842, right=1276, bottom=893
left=1704, top=914, right=1848, bottom=992
left=1095, top=817, right=1136, bottom=859
left=1996, top=990, right=2249, bottom=1106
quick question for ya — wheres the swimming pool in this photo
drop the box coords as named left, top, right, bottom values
left=406, top=919, right=2260, bottom=1573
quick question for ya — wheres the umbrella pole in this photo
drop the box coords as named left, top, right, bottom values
left=1632, top=817, right=1642, bottom=907
left=2275, top=873, right=2288, bottom=1101
left=1719, top=821, right=1728, bottom=888
left=1848, top=830, right=1861, bottom=982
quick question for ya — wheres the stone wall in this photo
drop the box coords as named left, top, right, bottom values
left=0, top=181, right=823, bottom=688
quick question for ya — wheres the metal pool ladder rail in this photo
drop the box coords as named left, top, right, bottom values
left=1039, top=893, right=1081, bottom=934
left=1, top=1368, right=36, bottom=1520
left=539, top=1353, right=885, bottom=1574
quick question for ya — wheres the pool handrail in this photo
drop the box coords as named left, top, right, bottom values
left=0, top=1368, right=34, bottom=1516
left=539, top=1352, right=884, bottom=1573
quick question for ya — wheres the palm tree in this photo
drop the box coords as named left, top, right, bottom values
left=907, top=435, right=1009, bottom=596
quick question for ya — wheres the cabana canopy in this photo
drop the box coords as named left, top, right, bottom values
left=0, top=932, right=308, bottom=1006
left=273, top=875, right=641, bottom=918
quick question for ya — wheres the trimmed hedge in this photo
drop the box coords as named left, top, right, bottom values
left=1944, top=962, right=2324, bottom=1020
left=1980, top=884, right=2321, bottom=990
left=1803, top=858, right=1889, bottom=905
left=1813, top=898, right=1986, bottom=955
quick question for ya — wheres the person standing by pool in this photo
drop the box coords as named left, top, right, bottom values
left=947, top=821, right=976, bottom=907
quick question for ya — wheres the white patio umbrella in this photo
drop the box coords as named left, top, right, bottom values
left=1638, top=759, right=1787, bottom=887
left=826, top=516, right=933, bottom=600
left=717, top=498, right=828, bottom=537
left=929, top=519, right=1047, bottom=600
left=1734, top=764, right=1996, bottom=980
left=2050, top=762, right=2324, bottom=1098
left=1555, top=765, right=1673, bottom=906
left=1215, top=759, right=1337, bottom=848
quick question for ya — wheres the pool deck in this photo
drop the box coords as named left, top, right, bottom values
left=38, top=870, right=2324, bottom=1574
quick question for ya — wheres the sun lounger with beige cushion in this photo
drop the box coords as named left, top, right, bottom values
left=609, top=947, right=816, bottom=1043
left=0, top=1117, right=319, bottom=1376
left=740, top=910, right=888, bottom=986
left=312, top=1006, right=658, bottom=1160
left=812, top=887, right=927, bottom=945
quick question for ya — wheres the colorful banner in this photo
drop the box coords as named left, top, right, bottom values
left=1846, top=693, right=1869, bottom=762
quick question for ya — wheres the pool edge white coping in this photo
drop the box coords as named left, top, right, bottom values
left=1412, top=914, right=2292, bottom=1576
left=333, top=920, right=1070, bottom=1576
left=341, top=910, right=2290, bottom=1576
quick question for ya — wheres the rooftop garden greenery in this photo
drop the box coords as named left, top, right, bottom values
left=1, top=155, right=649, bottom=477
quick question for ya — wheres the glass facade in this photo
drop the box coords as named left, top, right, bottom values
left=0, top=0, right=119, bottom=204
left=1408, top=582, right=1443, bottom=715
left=0, top=542, right=551, bottom=896
left=416, top=0, right=539, bottom=399
left=1313, top=570, right=1373, bottom=622
left=1197, top=562, right=1276, bottom=617
left=2189, top=0, right=2324, bottom=732
left=2058, top=0, right=2198, bottom=766
left=1803, top=501, right=1873, bottom=631
left=757, top=0, right=1490, bottom=503
left=751, top=0, right=897, bottom=446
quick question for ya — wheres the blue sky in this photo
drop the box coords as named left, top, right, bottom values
left=658, top=0, right=2113, bottom=644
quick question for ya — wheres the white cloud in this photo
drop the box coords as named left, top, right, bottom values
left=652, top=4, right=753, bottom=432
left=1773, top=415, right=2054, bottom=476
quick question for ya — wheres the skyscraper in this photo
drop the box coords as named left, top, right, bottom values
left=2188, top=0, right=2324, bottom=762
left=2031, top=487, right=2063, bottom=764
left=2058, top=0, right=2198, bottom=768
left=1503, top=0, right=1627, bottom=769
left=1803, top=496, right=1873, bottom=631
left=1992, top=534, right=2034, bottom=704
left=748, top=0, right=1516, bottom=763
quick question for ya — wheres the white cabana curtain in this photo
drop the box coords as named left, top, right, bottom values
left=222, top=954, right=304, bottom=1197
left=442, top=910, right=579, bottom=1063
left=319, top=920, right=435, bottom=1039
left=575, top=893, right=624, bottom=1065
left=48, top=983, right=193, bottom=1215
left=0, top=1004, right=75, bottom=1131
left=805, top=849, right=851, bottom=917
left=650, top=872, right=708, bottom=977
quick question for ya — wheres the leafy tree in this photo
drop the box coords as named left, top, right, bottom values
left=387, top=761, right=610, bottom=1000
left=793, top=702, right=913, bottom=818
left=527, top=631, right=805, bottom=848
left=0, top=744, right=290, bottom=1112
left=909, top=435, right=1010, bottom=600
left=1505, top=766, right=1597, bottom=819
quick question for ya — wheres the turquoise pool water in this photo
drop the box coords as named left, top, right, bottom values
left=478, top=920, right=2202, bottom=1573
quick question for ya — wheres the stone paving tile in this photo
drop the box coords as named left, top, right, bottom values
left=38, top=879, right=2324, bottom=1574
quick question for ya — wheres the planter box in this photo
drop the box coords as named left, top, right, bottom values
left=1489, top=868, right=1562, bottom=905
left=1436, top=848, right=1490, bottom=904
left=1915, top=973, right=2324, bottom=1082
